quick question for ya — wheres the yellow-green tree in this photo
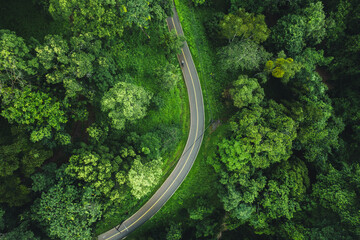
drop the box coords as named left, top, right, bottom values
left=220, top=8, right=270, bottom=43
left=101, top=81, right=152, bottom=130
left=128, top=158, right=163, bottom=199
left=265, top=56, right=302, bottom=84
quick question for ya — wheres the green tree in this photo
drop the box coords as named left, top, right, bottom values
left=188, top=198, right=215, bottom=221
left=1, top=128, right=52, bottom=176
left=0, top=127, right=52, bottom=205
left=86, top=124, right=109, bottom=144
left=1, top=222, right=39, bottom=240
left=0, top=30, right=38, bottom=90
left=218, top=39, right=271, bottom=72
left=0, top=175, right=30, bottom=207
left=214, top=158, right=310, bottom=235
left=265, top=56, right=302, bottom=83
left=31, top=166, right=102, bottom=240
left=312, top=164, right=360, bottom=234
left=1, top=87, right=68, bottom=142
left=48, top=0, right=125, bottom=38
left=220, top=8, right=270, bottom=43
left=124, top=0, right=171, bottom=28
left=284, top=70, right=343, bottom=165
left=124, top=0, right=152, bottom=31
left=301, top=2, right=326, bottom=45
left=222, top=101, right=297, bottom=170
left=128, top=158, right=163, bottom=199
left=325, top=0, right=351, bottom=46
left=166, top=222, right=182, bottom=240
left=270, top=2, right=326, bottom=55
left=0, top=207, right=4, bottom=231
left=230, top=0, right=310, bottom=14
left=66, top=146, right=126, bottom=201
left=227, top=75, right=264, bottom=109
left=192, top=0, right=206, bottom=6
left=31, top=163, right=57, bottom=192
left=187, top=198, right=219, bottom=238
left=156, top=63, right=181, bottom=90
left=101, top=81, right=152, bottom=130
left=270, top=14, right=306, bottom=55
left=36, top=33, right=117, bottom=99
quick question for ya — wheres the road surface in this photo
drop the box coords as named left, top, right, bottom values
left=98, top=7, right=205, bottom=240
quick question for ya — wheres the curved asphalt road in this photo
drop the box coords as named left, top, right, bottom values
left=98, top=7, right=205, bottom=240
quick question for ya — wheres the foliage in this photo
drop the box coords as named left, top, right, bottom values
left=123, top=0, right=172, bottom=29
left=166, top=222, right=182, bottom=240
left=31, top=163, right=57, bottom=192
left=0, top=30, right=38, bottom=90
left=192, top=0, right=206, bottom=6
left=101, top=81, right=152, bottom=130
left=220, top=8, right=270, bottom=43
left=270, top=2, right=326, bottom=55
left=188, top=198, right=215, bottom=221
left=66, top=146, right=126, bottom=202
left=128, top=158, right=163, bottom=199
left=0, top=0, right=188, bottom=238
left=218, top=39, right=271, bottom=72
left=0, top=132, right=52, bottom=177
left=36, top=33, right=117, bottom=98
left=0, top=127, right=52, bottom=206
left=312, top=164, right=360, bottom=233
left=212, top=155, right=310, bottom=234
left=227, top=75, right=264, bottom=109
left=0, top=207, right=4, bottom=231
left=48, top=0, right=125, bottom=38
left=31, top=166, right=102, bottom=240
left=222, top=101, right=297, bottom=170
left=86, top=124, right=109, bottom=144
left=1, top=0, right=360, bottom=239
left=0, top=175, right=30, bottom=207
left=300, top=2, right=326, bottom=45
left=325, top=0, right=360, bottom=76
left=0, top=222, right=39, bottom=240
left=265, top=56, right=302, bottom=83
left=230, top=0, right=311, bottom=14
left=156, top=63, right=181, bottom=90
left=1, top=87, right=68, bottom=142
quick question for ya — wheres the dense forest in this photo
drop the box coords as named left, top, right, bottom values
left=0, top=0, right=359, bottom=240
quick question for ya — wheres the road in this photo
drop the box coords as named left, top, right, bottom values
left=98, top=7, right=205, bottom=240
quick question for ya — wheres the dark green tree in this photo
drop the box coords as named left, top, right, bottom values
left=0, top=30, right=38, bottom=90
left=31, top=166, right=102, bottom=240
left=270, top=2, right=326, bottom=55
left=48, top=0, right=125, bottom=38
left=312, top=164, right=360, bottom=235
